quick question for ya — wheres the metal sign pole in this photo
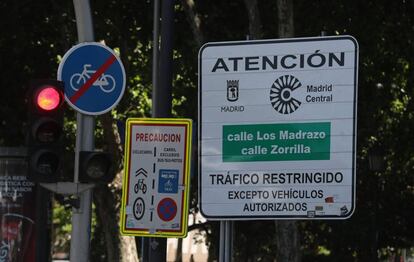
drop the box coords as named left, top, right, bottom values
left=148, top=0, right=175, bottom=261
left=219, top=221, right=225, bottom=260
left=71, top=0, right=95, bottom=261
left=219, top=221, right=233, bottom=262
left=141, top=0, right=160, bottom=261
left=226, top=221, right=233, bottom=261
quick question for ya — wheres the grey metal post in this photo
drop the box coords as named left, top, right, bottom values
left=219, top=221, right=233, bottom=262
left=226, top=221, right=233, bottom=261
left=71, top=0, right=95, bottom=261
left=219, top=221, right=225, bottom=261
left=149, top=0, right=175, bottom=261
left=152, top=0, right=174, bottom=117
left=141, top=0, right=160, bottom=261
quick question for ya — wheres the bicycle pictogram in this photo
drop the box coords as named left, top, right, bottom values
left=134, top=179, right=147, bottom=194
left=70, top=64, right=116, bottom=93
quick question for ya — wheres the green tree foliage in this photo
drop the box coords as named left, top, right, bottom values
left=293, top=1, right=414, bottom=261
left=0, top=0, right=76, bottom=145
left=1, top=0, right=414, bottom=261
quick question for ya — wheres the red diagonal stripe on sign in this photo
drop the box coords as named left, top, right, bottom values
left=69, top=54, right=117, bottom=104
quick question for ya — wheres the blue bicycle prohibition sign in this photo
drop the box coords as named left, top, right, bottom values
left=58, top=42, right=126, bottom=115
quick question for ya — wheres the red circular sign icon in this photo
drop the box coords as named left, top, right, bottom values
left=157, top=198, right=177, bottom=222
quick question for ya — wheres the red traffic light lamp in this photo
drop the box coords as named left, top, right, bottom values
left=27, top=79, right=65, bottom=182
left=36, top=86, right=62, bottom=111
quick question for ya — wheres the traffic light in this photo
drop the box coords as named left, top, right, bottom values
left=78, top=151, right=113, bottom=183
left=26, top=79, right=65, bottom=182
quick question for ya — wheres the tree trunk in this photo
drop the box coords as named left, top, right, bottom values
left=275, top=220, right=300, bottom=262
left=277, top=0, right=294, bottom=38
left=243, top=0, right=263, bottom=39
left=242, top=0, right=300, bottom=261
left=93, top=113, right=139, bottom=262
left=181, top=0, right=204, bottom=46
left=275, top=1, right=300, bottom=262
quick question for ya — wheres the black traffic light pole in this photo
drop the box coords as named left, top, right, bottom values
left=152, top=0, right=174, bottom=118
left=141, top=0, right=161, bottom=260
left=147, top=0, right=176, bottom=261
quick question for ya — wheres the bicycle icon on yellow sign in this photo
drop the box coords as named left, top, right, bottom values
left=70, top=64, right=116, bottom=93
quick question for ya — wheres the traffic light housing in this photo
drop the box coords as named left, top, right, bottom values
left=26, top=79, right=65, bottom=182
left=79, top=151, right=113, bottom=183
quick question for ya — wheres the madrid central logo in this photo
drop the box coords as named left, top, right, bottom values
left=270, top=75, right=302, bottom=114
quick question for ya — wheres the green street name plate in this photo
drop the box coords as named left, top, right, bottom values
left=223, top=122, right=330, bottom=162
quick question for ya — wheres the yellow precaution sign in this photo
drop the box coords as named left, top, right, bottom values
left=120, top=118, right=192, bottom=237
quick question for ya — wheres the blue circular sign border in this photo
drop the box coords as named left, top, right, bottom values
left=57, top=42, right=126, bottom=115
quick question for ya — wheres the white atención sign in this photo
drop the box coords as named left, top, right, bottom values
left=198, top=36, right=358, bottom=219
